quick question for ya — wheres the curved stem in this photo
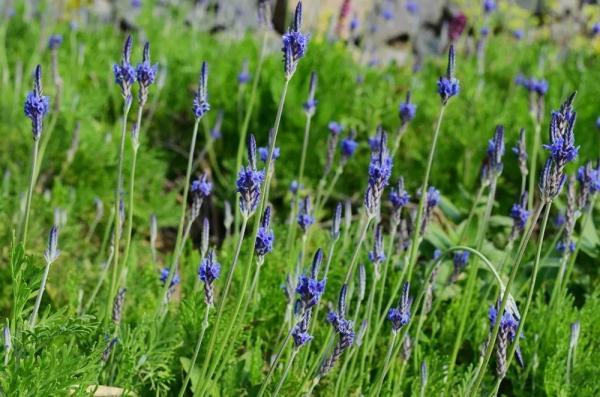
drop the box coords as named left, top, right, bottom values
left=178, top=306, right=211, bottom=397
left=490, top=203, right=552, bottom=395
left=22, top=139, right=39, bottom=249
left=446, top=180, right=497, bottom=389
left=29, top=260, right=52, bottom=327
left=469, top=202, right=546, bottom=396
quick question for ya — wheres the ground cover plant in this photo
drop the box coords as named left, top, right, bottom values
left=0, top=0, right=599, bottom=396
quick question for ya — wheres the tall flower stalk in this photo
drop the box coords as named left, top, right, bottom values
left=197, top=3, right=308, bottom=391
left=22, top=64, right=50, bottom=248
left=107, top=35, right=135, bottom=321
left=156, top=62, right=210, bottom=316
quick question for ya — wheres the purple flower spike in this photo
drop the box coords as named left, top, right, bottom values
left=113, top=35, right=136, bottom=102
left=399, top=91, right=417, bottom=124
left=437, top=45, right=459, bottom=104
left=237, top=59, right=251, bottom=85
left=136, top=42, right=158, bottom=105
left=364, top=130, right=393, bottom=216
left=193, top=61, right=210, bottom=119
left=282, top=2, right=309, bottom=79
left=255, top=206, right=275, bottom=257
left=198, top=249, right=221, bottom=305
left=297, top=196, right=314, bottom=233
left=160, top=267, right=180, bottom=288
left=24, top=65, right=50, bottom=141
left=48, top=35, right=63, bottom=50
left=320, top=284, right=354, bottom=375
left=388, top=282, right=412, bottom=332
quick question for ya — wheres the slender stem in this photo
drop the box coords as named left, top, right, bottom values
left=29, top=260, right=52, bottom=327
left=82, top=248, right=115, bottom=315
left=155, top=118, right=201, bottom=317
left=178, top=306, right=211, bottom=397
left=198, top=79, right=291, bottom=393
left=273, top=349, right=298, bottom=396
left=285, top=113, right=312, bottom=249
left=197, top=217, right=248, bottom=387
left=405, top=104, right=447, bottom=285
left=528, top=121, right=541, bottom=210
left=490, top=204, right=552, bottom=394
left=257, top=329, right=293, bottom=397
left=391, top=123, right=408, bottom=158
left=561, top=198, right=596, bottom=291
left=469, top=202, right=546, bottom=396
left=22, top=139, right=39, bottom=249
left=234, top=31, right=268, bottom=233
left=343, top=214, right=372, bottom=285
left=106, top=102, right=131, bottom=321
left=121, top=106, right=144, bottom=276
left=315, top=165, right=343, bottom=212
left=446, top=180, right=497, bottom=389
left=375, top=226, right=397, bottom=337
left=369, top=332, right=398, bottom=397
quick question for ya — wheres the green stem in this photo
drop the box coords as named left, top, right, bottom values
left=469, top=202, right=546, bottom=396
left=273, top=349, right=298, bottom=396
left=257, top=329, right=293, bottom=397
left=369, top=332, right=398, bottom=397
left=528, top=121, right=541, bottom=210
left=106, top=101, right=131, bottom=321
left=445, top=180, right=497, bottom=390
left=404, top=104, right=447, bottom=286
left=490, top=203, right=552, bottom=395
left=29, top=259, right=53, bottom=327
left=234, top=31, right=269, bottom=233
left=198, top=79, right=291, bottom=393
left=178, top=306, right=211, bottom=397
left=343, top=214, right=372, bottom=286
left=155, top=118, right=201, bottom=317
left=22, top=139, right=39, bottom=249
left=196, top=217, right=248, bottom=389
left=121, top=106, right=144, bottom=279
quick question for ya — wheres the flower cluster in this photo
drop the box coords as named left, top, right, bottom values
left=481, top=125, right=505, bottom=185
left=48, top=34, right=63, bottom=50
left=388, top=282, right=412, bottom=333
left=364, top=131, right=393, bottom=216
left=389, top=177, right=410, bottom=213
left=488, top=304, right=523, bottom=377
left=303, top=71, right=318, bottom=115
left=451, top=250, right=470, bottom=281
left=539, top=93, right=578, bottom=201
left=399, top=91, right=417, bottom=125
left=190, top=173, right=211, bottom=221
left=340, top=132, right=358, bottom=159
left=297, top=195, right=314, bottom=233
left=193, top=61, right=210, bottom=119
left=512, top=128, right=528, bottom=178
left=255, top=206, right=274, bottom=257
left=258, top=146, right=280, bottom=163
left=198, top=249, right=221, bottom=305
left=136, top=42, right=158, bottom=105
left=320, top=285, right=355, bottom=375
left=437, top=45, right=459, bottom=104
left=113, top=35, right=136, bottom=101
left=24, top=65, right=50, bottom=141
left=509, top=192, right=530, bottom=241
left=160, top=267, right=180, bottom=288
left=282, top=2, right=309, bottom=79
left=237, top=135, right=265, bottom=217
left=237, top=59, right=250, bottom=85
left=421, top=186, right=441, bottom=234
left=295, top=249, right=326, bottom=310
left=368, top=224, right=385, bottom=278
left=576, top=161, right=600, bottom=209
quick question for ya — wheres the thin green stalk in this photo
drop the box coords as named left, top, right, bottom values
left=273, top=349, right=298, bottom=396
left=369, top=332, right=398, bottom=397
left=257, top=329, right=293, bottom=397
left=82, top=247, right=115, bottom=315
left=528, top=121, right=541, bottom=210
left=196, top=216, right=249, bottom=389
left=315, top=165, right=343, bottom=212
left=198, top=79, right=291, bottom=392
left=155, top=118, right=201, bottom=316
left=106, top=101, right=132, bottom=321
left=357, top=275, right=379, bottom=387
left=375, top=226, right=397, bottom=336
left=285, top=113, right=313, bottom=250
left=343, top=214, right=372, bottom=285
left=22, top=139, right=39, bottom=249
left=29, top=259, right=53, bottom=327
left=404, top=104, right=447, bottom=285
left=31, top=112, right=58, bottom=187
left=488, top=203, right=552, bottom=397
left=234, top=31, right=268, bottom=233
left=469, top=202, right=546, bottom=396
left=561, top=198, right=596, bottom=292
left=445, top=180, right=497, bottom=390
left=178, top=306, right=211, bottom=397
left=121, top=106, right=144, bottom=277
left=391, top=123, right=408, bottom=158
